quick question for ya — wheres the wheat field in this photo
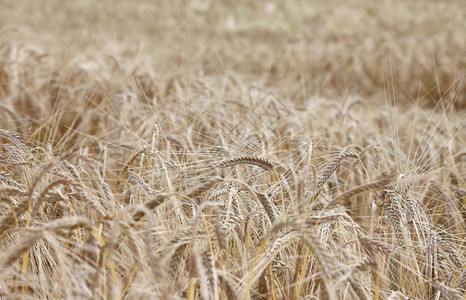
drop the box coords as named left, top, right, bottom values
left=0, top=0, right=465, bottom=299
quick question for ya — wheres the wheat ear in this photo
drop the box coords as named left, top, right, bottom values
left=323, top=176, right=392, bottom=210
left=216, top=155, right=274, bottom=171
left=313, top=149, right=359, bottom=199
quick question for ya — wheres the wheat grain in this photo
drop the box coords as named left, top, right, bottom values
left=0, top=129, right=28, bottom=153
left=430, top=280, right=462, bottom=300
left=312, top=149, right=360, bottom=200
left=216, top=155, right=274, bottom=171
left=257, top=192, right=277, bottom=224
left=0, top=170, right=26, bottom=190
left=323, top=176, right=392, bottom=210
left=186, top=177, right=222, bottom=200
left=168, top=239, right=190, bottom=280
left=358, top=235, right=393, bottom=255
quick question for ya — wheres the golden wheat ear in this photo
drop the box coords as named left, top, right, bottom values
left=216, top=155, right=275, bottom=171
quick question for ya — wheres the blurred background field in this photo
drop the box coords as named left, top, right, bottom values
left=1, top=0, right=464, bottom=107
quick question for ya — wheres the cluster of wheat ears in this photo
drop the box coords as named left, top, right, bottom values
left=0, top=38, right=464, bottom=300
